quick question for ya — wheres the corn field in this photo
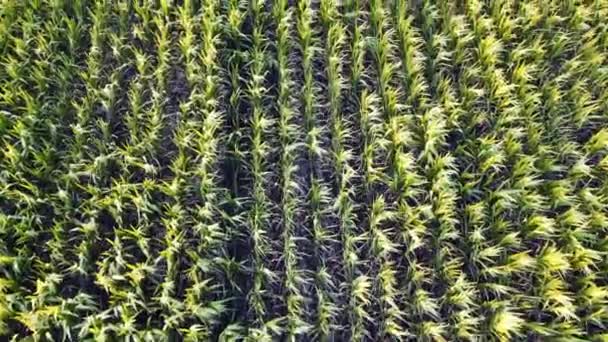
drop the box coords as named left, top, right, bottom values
left=1, top=0, right=608, bottom=340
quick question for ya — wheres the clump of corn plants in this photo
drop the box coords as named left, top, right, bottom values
left=1, top=0, right=608, bottom=340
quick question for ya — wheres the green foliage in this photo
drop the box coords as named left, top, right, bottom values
left=1, top=0, right=608, bottom=340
